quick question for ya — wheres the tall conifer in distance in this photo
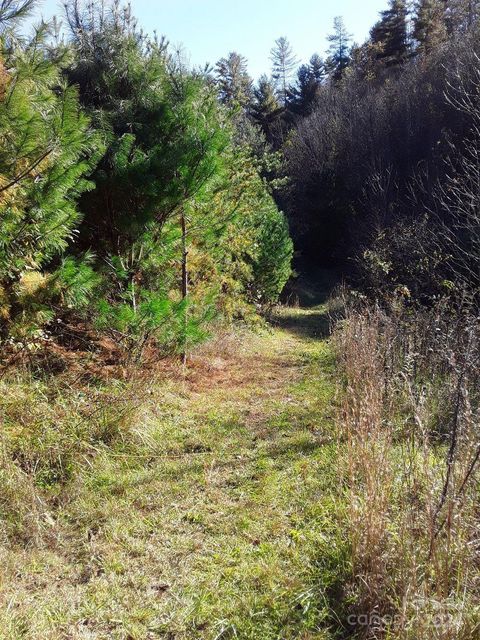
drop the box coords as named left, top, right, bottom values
left=414, top=0, right=447, bottom=53
left=370, top=0, right=410, bottom=66
left=250, top=74, right=282, bottom=143
left=289, top=54, right=325, bottom=115
left=215, top=51, right=259, bottom=154
left=325, top=17, right=352, bottom=80
left=215, top=51, right=253, bottom=110
left=270, top=36, right=298, bottom=106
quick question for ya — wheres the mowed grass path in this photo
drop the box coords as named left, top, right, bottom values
left=1, top=305, right=345, bottom=640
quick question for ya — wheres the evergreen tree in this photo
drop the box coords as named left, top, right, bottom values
left=270, top=36, right=298, bottom=106
left=307, top=53, right=325, bottom=83
left=215, top=51, right=253, bottom=110
left=63, top=1, right=230, bottom=356
left=289, top=54, right=325, bottom=115
left=181, top=148, right=292, bottom=318
left=325, top=16, right=352, bottom=80
left=63, top=0, right=291, bottom=359
left=0, top=23, right=98, bottom=339
left=414, top=0, right=447, bottom=52
left=370, top=0, right=410, bottom=66
left=251, top=74, right=282, bottom=143
left=65, top=0, right=227, bottom=255
left=215, top=51, right=261, bottom=158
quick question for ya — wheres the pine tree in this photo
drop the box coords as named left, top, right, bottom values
left=174, top=148, right=292, bottom=322
left=214, top=51, right=259, bottom=158
left=0, top=23, right=97, bottom=339
left=215, top=51, right=253, bottom=110
left=308, top=53, right=325, bottom=83
left=325, top=17, right=352, bottom=80
left=64, top=0, right=228, bottom=255
left=251, top=74, right=282, bottom=142
left=64, top=1, right=291, bottom=359
left=63, top=1, right=229, bottom=357
left=289, top=54, right=325, bottom=115
left=413, top=0, right=447, bottom=53
left=270, top=36, right=298, bottom=107
left=370, top=0, right=410, bottom=66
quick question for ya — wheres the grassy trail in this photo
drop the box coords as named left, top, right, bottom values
left=1, top=303, right=344, bottom=640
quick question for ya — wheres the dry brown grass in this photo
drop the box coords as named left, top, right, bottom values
left=335, top=304, right=480, bottom=639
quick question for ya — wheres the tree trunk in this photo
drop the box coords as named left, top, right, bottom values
left=180, top=209, right=188, bottom=365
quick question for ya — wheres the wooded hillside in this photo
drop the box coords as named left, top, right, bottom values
left=1, top=1, right=480, bottom=639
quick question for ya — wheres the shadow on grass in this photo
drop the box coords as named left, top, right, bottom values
left=270, top=267, right=339, bottom=340
left=265, top=436, right=324, bottom=459
left=269, top=308, right=331, bottom=340
left=282, top=267, right=340, bottom=309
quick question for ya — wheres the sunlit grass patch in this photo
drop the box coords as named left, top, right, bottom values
left=0, top=307, right=347, bottom=640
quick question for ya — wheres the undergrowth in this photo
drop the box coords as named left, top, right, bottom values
left=334, top=303, right=480, bottom=639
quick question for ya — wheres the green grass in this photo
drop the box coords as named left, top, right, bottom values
left=0, top=304, right=348, bottom=640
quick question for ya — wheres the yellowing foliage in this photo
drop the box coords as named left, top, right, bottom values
left=0, top=57, right=10, bottom=102
left=17, top=271, right=48, bottom=297
left=0, top=285, right=10, bottom=320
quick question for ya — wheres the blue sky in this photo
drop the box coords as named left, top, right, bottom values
left=31, top=0, right=388, bottom=78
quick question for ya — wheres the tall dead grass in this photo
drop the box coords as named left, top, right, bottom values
left=335, top=302, right=480, bottom=639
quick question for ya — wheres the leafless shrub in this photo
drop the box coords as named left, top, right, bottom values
left=432, top=52, right=480, bottom=296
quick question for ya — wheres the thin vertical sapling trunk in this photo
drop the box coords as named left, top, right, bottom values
left=180, top=208, right=188, bottom=365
